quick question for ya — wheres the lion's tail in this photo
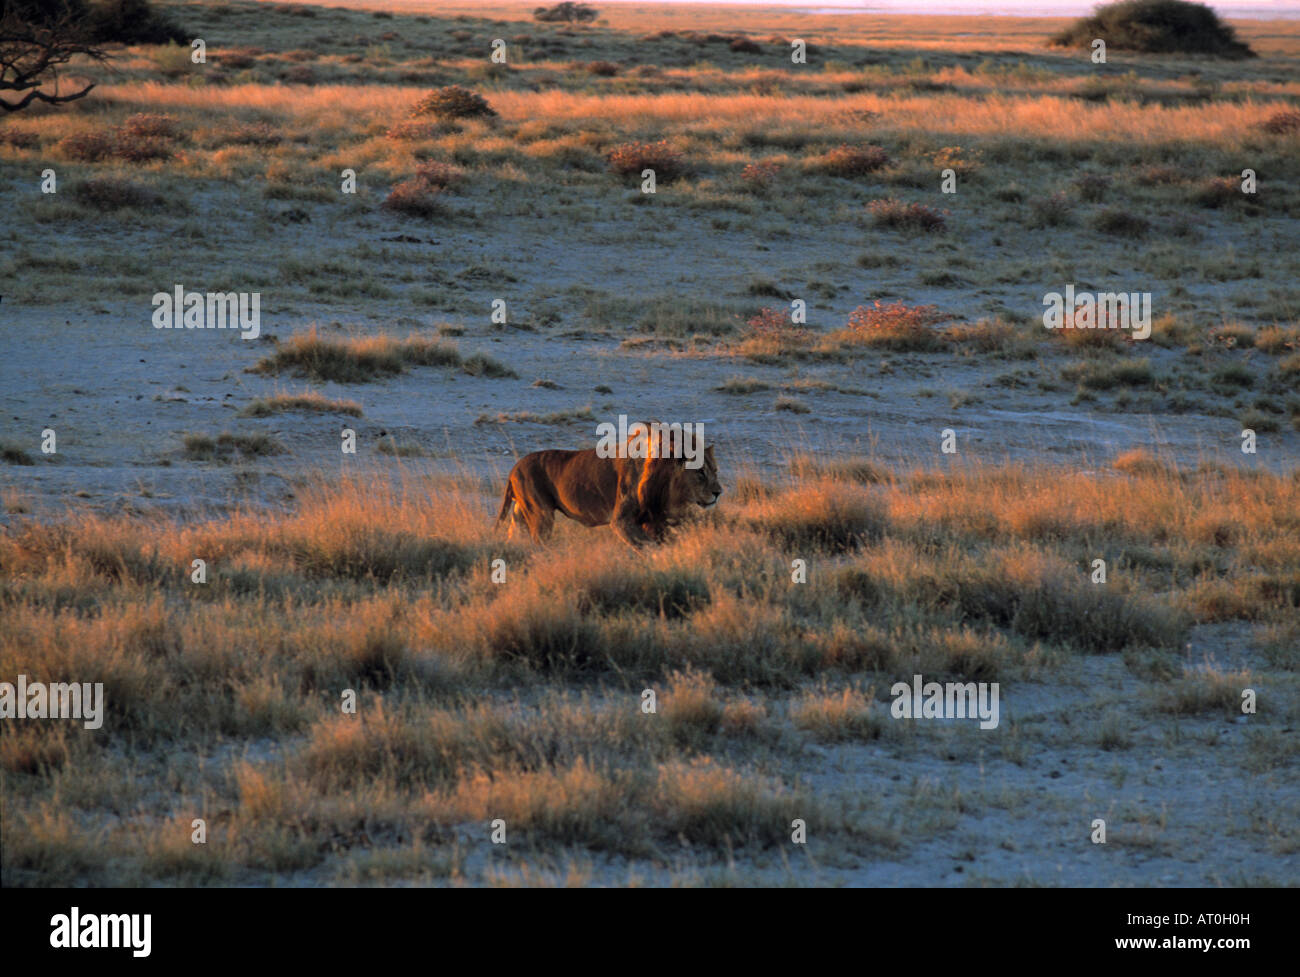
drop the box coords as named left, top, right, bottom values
left=495, top=481, right=515, bottom=527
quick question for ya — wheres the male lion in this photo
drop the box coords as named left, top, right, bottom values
left=495, top=425, right=721, bottom=547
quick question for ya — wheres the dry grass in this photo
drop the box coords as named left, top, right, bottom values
left=239, top=391, right=364, bottom=417
left=251, top=326, right=469, bottom=382
left=2, top=451, right=1296, bottom=883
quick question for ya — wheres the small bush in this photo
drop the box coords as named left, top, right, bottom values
left=1049, top=1, right=1254, bottom=58
left=113, top=134, right=173, bottom=163
left=238, top=393, right=362, bottom=417
left=411, top=86, right=497, bottom=120
left=182, top=432, right=283, bottom=462
left=1258, top=109, right=1300, bottom=135
left=69, top=177, right=166, bottom=211
left=1212, top=363, right=1254, bottom=389
left=0, top=127, right=38, bottom=148
left=1074, top=173, right=1110, bottom=202
left=1193, top=176, right=1242, bottom=208
left=743, top=307, right=807, bottom=344
left=461, top=353, right=518, bottom=378
left=1, top=443, right=35, bottom=465
left=252, top=328, right=462, bottom=383
left=118, top=113, right=180, bottom=140
left=1209, top=323, right=1255, bottom=349
left=56, top=130, right=117, bottom=162
left=607, top=140, right=684, bottom=182
left=809, top=143, right=889, bottom=177
left=382, top=179, right=444, bottom=218
left=1255, top=325, right=1299, bottom=355
left=845, top=301, right=946, bottom=351
left=413, top=161, right=463, bottom=189
left=931, top=146, right=981, bottom=176
left=791, top=688, right=885, bottom=742
left=584, top=60, right=619, bottom=76
left=867, top=198, right=946, bottom=232
left=729, top=37, right=761, bottom=53
left=380, top=161, right=463, bottom=217
left=740, top=159, right=783, bottom=189
left=1029, top=191, right=1073, bottom=227
left=534, top=2, right=598, bottom=22
left=56, top=114, right=180, bottom=164
left=1092, top=207, right=1150, bottom=237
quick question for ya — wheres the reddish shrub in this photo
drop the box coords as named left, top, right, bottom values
left=118, top=113, right=180, bottom=140
left=1258, top=109, right=1300, bottom=134
left=382, top=179, right=445, bottom=217
left=56, top=130, right=117, bottom=162
left=414, top=161, right=463, bottom=188
left=867, top=197, right=946, bottom=232
left=607, top=139, right=684, bottom=181
left=744, top=307, right=807, bottom=343
left=411, top=86, right=496, bottom=119
left=845, top=301, right=946, bottom=351
left=1193, top=175, right=1243, bottom=208
left=812, top=144, right=889, bottom=177
left=741, top=159, right=783, bottom=188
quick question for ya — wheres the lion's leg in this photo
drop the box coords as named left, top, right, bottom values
left=611, top=498, right=653, bottom=550
left=532, top=508, right=555, bottom=542
left=515, top=498, right=554, bottom=544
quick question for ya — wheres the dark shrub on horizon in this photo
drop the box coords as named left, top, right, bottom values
left=2, top=0, right=185, bottom=43
left=1049, top=1, right=1254, bottom=58
left=533, top=2, right=597, bottom=23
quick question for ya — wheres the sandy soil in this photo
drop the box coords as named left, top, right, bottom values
left=2, top=297, right=1285, bottom=525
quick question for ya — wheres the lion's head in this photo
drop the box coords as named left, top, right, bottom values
left=663, top=444, right=721, bottom=516
left=635, top=426, right=722, bottom=525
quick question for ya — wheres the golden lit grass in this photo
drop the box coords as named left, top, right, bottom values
left=251, top=325, right=463, bottom=382
left=791, top=687, right=888, bottom=742
left=83, top=81, right=1290, bottom=150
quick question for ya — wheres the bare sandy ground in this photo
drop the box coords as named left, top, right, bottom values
left=1, top=298, right=1286, bottom=524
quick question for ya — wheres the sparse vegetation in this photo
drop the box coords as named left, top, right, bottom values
left=867, top=198, right=947, bottom=232
left=607, top=140, right=685, bottom=182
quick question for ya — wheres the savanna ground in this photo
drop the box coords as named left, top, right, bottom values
left=1, top=0, right=1298, bottom=887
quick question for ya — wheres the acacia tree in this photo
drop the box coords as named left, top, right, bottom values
left=1, top=1, right=105, bottom=113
